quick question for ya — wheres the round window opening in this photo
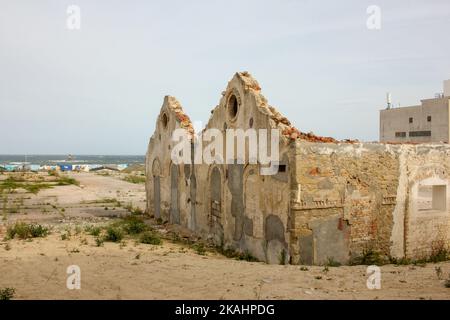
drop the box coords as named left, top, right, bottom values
left=161, top=113, right=168, bottom=129
left=228, top=94, right=239, bottom=120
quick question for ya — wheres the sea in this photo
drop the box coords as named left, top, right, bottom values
left=0, top=155, right=145, bottom=166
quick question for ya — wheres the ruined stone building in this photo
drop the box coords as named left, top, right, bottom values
left=146, top=72, right=450, bottom=265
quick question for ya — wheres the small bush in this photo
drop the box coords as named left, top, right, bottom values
left=237, top=251, right=259, bottom=262
left=89, top=226, right=101, bottom=237
left=139, top=231, right=162, bottom=245
left=122, top=215, right=148, bottom=235
left=104, top=226, right=124, bottom=242
left=219, top=247, right=258, bottom=262
left=445, top=279, right=450, bottom=288
left=7, top=222, right=49, bottom=240
left=23, top=183, right=52, bottom=194
left=192, top=243, right=207, bottom=255
left=350, top=249, right=386, bottom=266
left=28, top=224, right=49, bottom=237
left=131, top=207, right=144, bottom=215
left=122, top=175, right=146, bottom=184
left=0, top=287, right=15, bottom=300
left=325, top=257, right=342, bottom=267
left=57, top=176, right=80, bottom=186
left=95, top=237, right=104, bottom=247
left=427, top=247, right=449, bottom=263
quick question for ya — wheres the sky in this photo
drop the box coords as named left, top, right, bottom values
left=1, top=0, right=450, bottom=155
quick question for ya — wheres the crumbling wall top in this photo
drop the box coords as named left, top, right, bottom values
left=164, top=95, right=195, bottom=138
left=233, top=71, right=348, bottom=143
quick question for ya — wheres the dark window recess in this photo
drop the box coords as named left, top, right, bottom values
left=278, top=164, right=287, bottom=172
left=409, top=131, right=431, bottom=137
left=409, top=117, right=413, bottom=123
left=395, top=132, right=406, bottom=138
left=427, top=116, right=432, bottom=122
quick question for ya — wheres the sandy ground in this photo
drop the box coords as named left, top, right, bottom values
left=0, top=172, right=449, bottom=300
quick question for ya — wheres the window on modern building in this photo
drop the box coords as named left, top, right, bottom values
left=395, top=132, right=406, bottom=138
left=409, top=131, right=431, bottom=137
left=409, top=117, right=413, bottom=123
left=427, top=116, right=432, bottom=122
left=418, top=184, right=447, bottom=212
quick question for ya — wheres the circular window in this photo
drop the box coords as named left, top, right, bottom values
left=228, top=94, right=239, bottom=120
left=161, top=113, right=168, bottom=129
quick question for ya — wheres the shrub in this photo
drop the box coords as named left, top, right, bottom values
left=0, top=287, right=15, bottom=300
left=122, top=215, right=148, bottom=235
left=238, top=251, right=259, bottom=262
left=95, top=237, right=104, bottom=247
left=139, top=231, right=162, bottom=245
left=325, top=257, right=342, bottom=267
left=445, top=279, right=450, bottom=288
left=218, top=247, right=258, bottom=262
left=57, top=176, right=80, bottom=186
left=192, top=243, right=207, bottom=255
left=131, top=207, right=144, bottom=215
left=122, top=175, right=146, bottom=184
left=390, top=257, right=412, bottom=265
left=89, top=226, right=101, bottom=237
left=23, top=183, right=52, bottom=194
left=104, top=226, right=124, bottom=242
left=427, top=247, right=449, bottom=263
left=28, top=224, right=49, bottom=237
left=7, top=222, right=49, bottom=240
left=300, top=266, right=309, bottom=271
left=350, top=249, right=386, bottom=266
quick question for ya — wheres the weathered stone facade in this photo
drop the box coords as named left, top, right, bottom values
left=146, top=72, right=450, bottom=265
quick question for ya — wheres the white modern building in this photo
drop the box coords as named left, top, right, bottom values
left=380, top=80, right=450, bottom=143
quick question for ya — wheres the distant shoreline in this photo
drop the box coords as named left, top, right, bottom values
left=0, top=155, right=145, bottom=166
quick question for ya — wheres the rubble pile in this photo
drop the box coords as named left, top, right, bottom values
left=166, top=96, right=195, bottom=138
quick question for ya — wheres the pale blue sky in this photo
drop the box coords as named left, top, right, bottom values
left=1, top=0, right=450, bottom=154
